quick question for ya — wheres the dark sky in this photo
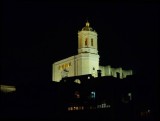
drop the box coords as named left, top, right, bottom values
left=2, top=1, right=159, bottom=85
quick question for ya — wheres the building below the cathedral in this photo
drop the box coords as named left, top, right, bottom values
left=52, top=21, right=132, bottom=82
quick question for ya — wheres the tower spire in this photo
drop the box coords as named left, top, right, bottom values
left=86, top=17, right=89, bottom=27
left=82, top=20, right=93, bottom=31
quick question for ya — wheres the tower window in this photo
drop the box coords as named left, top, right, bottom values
left=91, top=38, right=93, bottom=46
left=85, top=38, right=88, bottom=46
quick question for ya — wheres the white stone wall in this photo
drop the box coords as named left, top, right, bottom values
left=52, top=56, right=76, bottom=82
left=52, top=53, right=99, bottom=82
left=99, top=66, right=105, bottom=76
left=122, top=70, right=133, bottom=78
left=75, top=53, right=99, bottom=77
left=100, top=65, right=133, bottom=79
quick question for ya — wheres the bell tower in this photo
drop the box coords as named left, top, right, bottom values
left=75, top=21, right=100, bottom=77
left=78, top=21, right=98, bottom=54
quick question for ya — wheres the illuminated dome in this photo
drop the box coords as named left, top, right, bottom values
left=82, top=21, right=94, bottom=31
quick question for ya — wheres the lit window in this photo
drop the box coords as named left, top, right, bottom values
left=75, top=107, right=78, bottom=110
left=102, top=103, right=106, bottom=108
left=90, top=91, right=96, bottom=99
left=65, top=64, right=68, bottom=68
left=128, top=92, right=132, bottom=100
left=102, top=104, right=104, bottom=108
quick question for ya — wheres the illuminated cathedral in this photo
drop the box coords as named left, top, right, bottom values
left=52, top=21, right=132, bottom=82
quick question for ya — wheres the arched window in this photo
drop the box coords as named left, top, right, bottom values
left=91, top=38, right=93, bottom=46
left=85, top=38, right=88, bottom=46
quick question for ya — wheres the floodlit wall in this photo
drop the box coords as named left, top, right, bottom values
left=100, top=65, right=133, bottom=79
left=52, top=56, right=75, bottom=82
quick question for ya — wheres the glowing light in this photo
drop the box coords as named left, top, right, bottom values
left=0, top=85, right=16, bottom=93
left=75, top=107, right=78, bottom=110
left=90, top=91, right=96, bottom=99
left=128, top=92, right=132, bottom=100
left=107, top=105, right=111, bottom=108
left=74, top=79, right=81, bottom=84
left=102, top=103, right=107, bottom=108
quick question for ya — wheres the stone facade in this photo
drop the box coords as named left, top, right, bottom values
left=52, top=22, right=132, bottom=82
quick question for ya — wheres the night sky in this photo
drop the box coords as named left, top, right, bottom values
left=2, top=1, right=159, bottom=85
